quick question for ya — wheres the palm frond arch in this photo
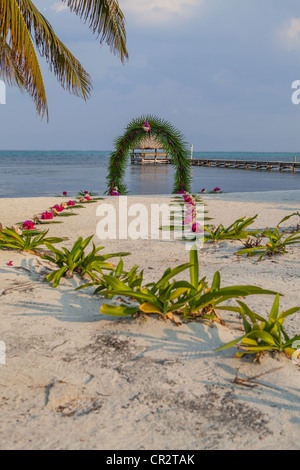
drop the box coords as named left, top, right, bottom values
left=106, top=115, right=192, bottom=195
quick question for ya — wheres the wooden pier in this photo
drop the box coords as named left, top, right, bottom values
left=190, top=158, right=300, bottom=173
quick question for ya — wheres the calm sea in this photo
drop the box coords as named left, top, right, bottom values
left=0, top=150, right=299, bottom=198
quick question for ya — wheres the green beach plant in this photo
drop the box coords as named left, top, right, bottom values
left=177, top=247, right=278, bottom=324
left=216, top=295, right=300, bottom=361
left=100, top=260, right=192, bottom=323
left=236, top=226, right=300, bottom=261
left=204, top=215, right=259, bottom=243
left=100, top=246, right=278, bottom=324
left=76, top=258, right=144, bottom=298
left=0, top=227, right=64, bottom=254
left=42, top=235, right=130, bottom=288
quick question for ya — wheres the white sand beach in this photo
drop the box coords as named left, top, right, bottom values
left=0, top=191, right=299, bottom=450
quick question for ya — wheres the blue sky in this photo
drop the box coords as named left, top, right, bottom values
left=1, top=0, right=300, bottom=151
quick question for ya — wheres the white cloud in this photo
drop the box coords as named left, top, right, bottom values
left=280, top=18, right=300, bottom=49
left=50, top=2, right=68, bottom=13
left=121, top=0, right=201, bottom=24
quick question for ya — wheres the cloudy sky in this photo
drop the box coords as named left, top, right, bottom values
left=1, top=0, right=300, bottom=151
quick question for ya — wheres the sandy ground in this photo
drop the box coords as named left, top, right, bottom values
left=0, top=191, right=299, bottom=450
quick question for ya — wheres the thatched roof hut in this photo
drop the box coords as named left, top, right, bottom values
left=131, top=136, right=169, bottom=164
left=135, top=136, right=164, bottom=150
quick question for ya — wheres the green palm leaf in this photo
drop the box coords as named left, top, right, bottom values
left=19, top=0, right=92, bottom=100
left=0, top=0, right=48, bottom=118
left=0, top=0, right=127, bottom=118
left=63, top=0, right=128, bottom=63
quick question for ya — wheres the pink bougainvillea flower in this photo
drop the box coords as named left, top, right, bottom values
left=7, top=261, right=13, bottom=267
left=52, top=205, right=64, bottom=212
left=183, top=215, right=193, bottom=225
left=192, top=222, right=204, bottom=233
left=213, top=187, right=221, bottom=192
left=63, top=191, right=68, bottom=196
left=143, top=121, right=151, bottom=133
left=177, top=190, right=185, bottom=194
left=67, top=200, right=76, bottom=206
left=84, top=196, right=91, bottom=201
left=201, top=189, right=206, bottom=193
left=22, top=220, right=36, bottom=230
left=41, top=211, right=54, bottom=220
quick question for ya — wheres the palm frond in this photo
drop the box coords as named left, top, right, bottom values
left=18, top=0, right=92, bottom=100
left=0, top=0, right=48, bottom=118
left=0, top=39, right=27, bottom=90
left=63, top=0, right=128, bottom=63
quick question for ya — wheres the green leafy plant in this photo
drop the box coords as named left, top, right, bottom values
left=204, top=215, right=259, bottom=242
left=236, top=213, right=300, bottom=260
left=42, top=235, right=130, bottom=288
left=216, top=295, right=300, bottom=361
left=100, top=246, right=278, bottom=324
left=236, top=229, right=300, bottom=260
left=0, top=227, right=64, bottom=254
left=178, top=248, right=278, bottom=324
left=64, top=204, right=85, bottom=210
left=52, top=211, right=78, bottom=217
left=76, top=258, right=144, bottom=297
left=100, top=261, right=193, bottom=322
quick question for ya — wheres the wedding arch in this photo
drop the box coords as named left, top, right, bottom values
left=105, top=115, right=192, bottom=195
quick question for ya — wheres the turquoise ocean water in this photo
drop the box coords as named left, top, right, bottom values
left=0, top=150, right=299, bottom=198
